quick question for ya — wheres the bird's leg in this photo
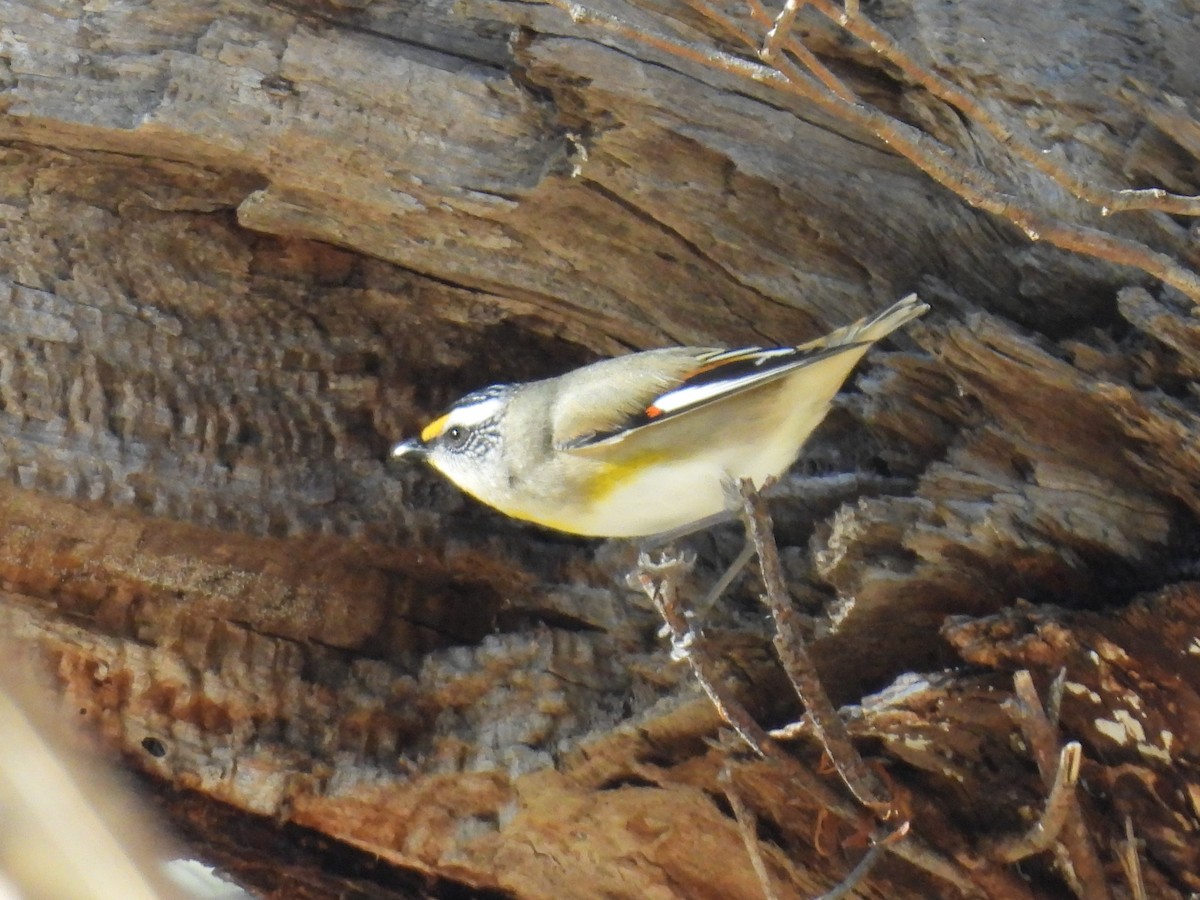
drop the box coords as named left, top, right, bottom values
left=694, top=537, right=756, bottom=615
left=689, top=472, right=763, bottom=614
left=631, top=475, right=764, bottom=619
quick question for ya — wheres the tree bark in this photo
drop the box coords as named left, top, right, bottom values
left=0, top=0, right=1198, bottom=896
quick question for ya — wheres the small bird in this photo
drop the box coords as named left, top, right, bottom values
left=392, top=294, right=927, bottom=540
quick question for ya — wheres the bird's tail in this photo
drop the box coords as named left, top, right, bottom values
left=798, top=293, right=928, bottom=351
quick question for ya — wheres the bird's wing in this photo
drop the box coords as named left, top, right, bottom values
left=550, top=347, right=707, bottom=451
left=796, top=292, right=926, bottom=351
left=555, top=342, right=865, bottom=453
left=553, top=294, right=927, bottom=453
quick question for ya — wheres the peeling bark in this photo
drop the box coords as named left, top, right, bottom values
left=1, top=0, right=1199, bottom=896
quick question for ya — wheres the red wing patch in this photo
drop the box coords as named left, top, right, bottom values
left=563, top=342, right=864, bottom=451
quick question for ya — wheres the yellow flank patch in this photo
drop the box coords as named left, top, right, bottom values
left=581, top=448, right=670, bottom=504
left=420, top=413, right=450, bottom=443
left=499, top=505, right=586, bottom=535
left=456, top=483, right=586, bottom=535
left=464, top=449, right=671, bottom=536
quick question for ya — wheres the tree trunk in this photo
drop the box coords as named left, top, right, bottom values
left=1, top=0, right=1198, bottom=896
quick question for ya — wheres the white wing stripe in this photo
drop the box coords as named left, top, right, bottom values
left=652, top=381, right=736, bottom=413
left=697, top=346, right=792, bottom=365
left=653, top=342, right=866, bottom=415
left=652, top=364, right=789, bottom=412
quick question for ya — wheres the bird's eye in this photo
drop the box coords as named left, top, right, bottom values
left=443, top=425, right=468, bottom=448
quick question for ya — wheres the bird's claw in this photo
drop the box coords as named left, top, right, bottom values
left=628, top=548, right=696, bottom=590
left=668, top=628, right=696, bottom=662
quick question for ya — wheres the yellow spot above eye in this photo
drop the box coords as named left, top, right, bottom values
left=421, top=413, right=450, bottom=443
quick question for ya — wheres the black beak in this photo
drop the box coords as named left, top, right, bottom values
left=390, top=439, right=428, bottom=461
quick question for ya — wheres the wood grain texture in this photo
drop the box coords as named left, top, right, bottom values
left=0, top=0, right=1198, bottom=895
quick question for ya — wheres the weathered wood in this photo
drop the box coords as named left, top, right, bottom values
left=0, top=0, right=1198, bottom=895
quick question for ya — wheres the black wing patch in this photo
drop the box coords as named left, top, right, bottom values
left=563, top=341, right=865, bottom=451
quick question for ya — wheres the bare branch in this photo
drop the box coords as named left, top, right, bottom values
left=634, top=552, right=772, bottom=757
left=815, top=843, right=884, bottom=900
left=1006, top=671, right=1111, bottom=900
left=742, top=0, right=858, bottom=101
left=720, top=768, right=782, bottom=900
left=986, top=743, right=1081, bottom=862
left=761, top=0, right=809, bottom=64
left=802, top=0, right=1200, bottom=216
left=739, top=479, right=893, bottom=814
left=1046, top=667, right=1067, bottom=731
left=634, top=551, right=986, bottom=896
left=1118, top=816, right=1147, bottom=900
left=1009, top=670, right=1063, bottom=772
left=543, top=0, right=1200, bottom=303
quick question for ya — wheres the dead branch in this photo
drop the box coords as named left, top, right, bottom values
left=986, top=743, right=1081, bottom=863
left=634, top=550, right=985, bottom=896
left=801, top=0, right=1200, bottom=217
left=739, top=479, right=893, bottom=814
left=546, top=0, right=1200, bottom=303
left=815, top=847, right=882, bottom=900
left=1118, top=816, right=1147, bottom=900
left=634, top=551, right=773, bottom=757
left=720, top=767, right=782, bottom=900
left=1007, top=670, right=1111, bottom=900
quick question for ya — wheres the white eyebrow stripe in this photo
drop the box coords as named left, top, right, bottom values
left=448, top=397, right=504, bottom=427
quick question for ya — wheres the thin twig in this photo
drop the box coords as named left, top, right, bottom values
left=814, top=826, right=904, bottom=900
left=801, top=0, right=1200, bottom=217
left=544, top=0, right=1200, bottom=303
left=1007, top=671, right=1111, bottom=900
left=740, top=479, right=892, bottom=813
left=986, top=743, right=1081, bottom=862
left=685, top=0, right=857, bottom=102
left=634, top=552, right=986, bottom=897
left=1045, top=667, right=1066, bottom=731
left=635, top=552, right=772, bottom=756
left=721, top=759, right=925, bottom=900
left=1009, top=670, right=1060, bottom=767
left=720, top=767, right=782, bottom=900
left=743, top=0, right=859, bottom=102
left=761, top=0, right=808, bottom=63
left=1118, top=816, right=1147, bottom=900
left=818, top=846, right=884, bottom=899
left=867, top=826, right=981, bottom=896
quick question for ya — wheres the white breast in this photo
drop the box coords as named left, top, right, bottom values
left=573, top=397, right=831, bottom=538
